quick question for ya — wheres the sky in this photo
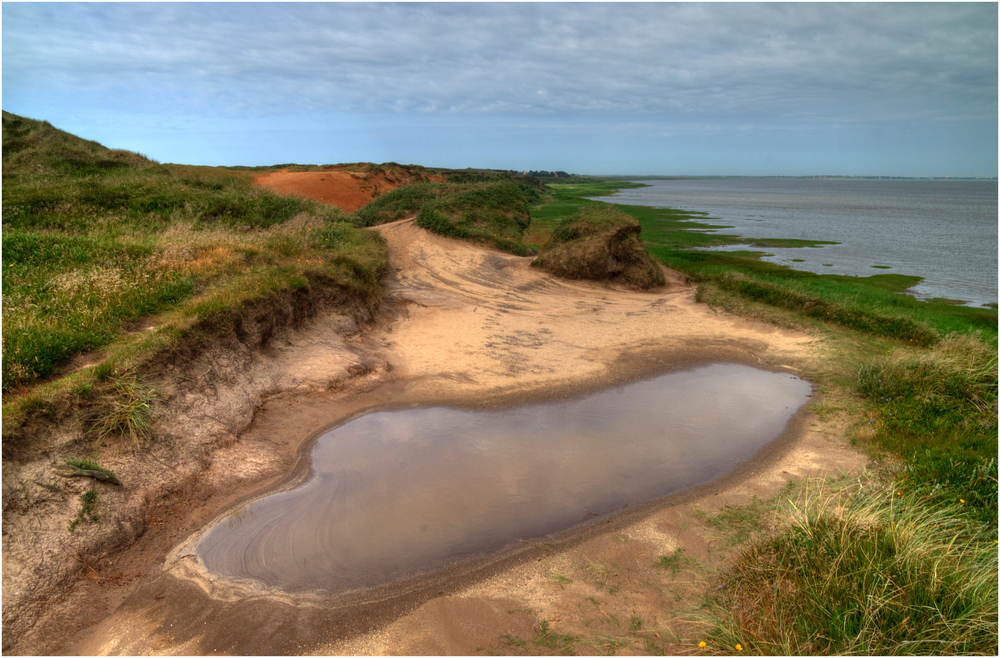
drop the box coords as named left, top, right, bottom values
left=2, top=2, right=997, bottom=176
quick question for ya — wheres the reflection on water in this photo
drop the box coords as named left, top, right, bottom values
left=198, top=363, right=811, bottom=594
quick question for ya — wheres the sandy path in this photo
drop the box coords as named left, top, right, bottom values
left=371, top=218, right=812, bottom=399
left=58, top=220, right=864, bottom=655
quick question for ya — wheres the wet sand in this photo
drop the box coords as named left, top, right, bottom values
left=56, top=218, right=865, bottom=655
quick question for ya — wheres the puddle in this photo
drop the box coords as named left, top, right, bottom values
left=197, top=363, right=811, bottom=595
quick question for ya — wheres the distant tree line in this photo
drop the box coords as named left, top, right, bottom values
left=526, top=170, right=572, bottom=178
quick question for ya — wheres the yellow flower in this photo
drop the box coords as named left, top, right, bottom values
left=699, top=641, right=707, bottom=648
left=736, top=643, right=743, bottom=651
left=960, top=499, right=965, bottom=503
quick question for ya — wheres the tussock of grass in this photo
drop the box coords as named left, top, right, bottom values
left=532, top=206, right=665, bottom=289
left=88, top=375, right=155, bottom=447
left=704, top=483, right=998, bottom=655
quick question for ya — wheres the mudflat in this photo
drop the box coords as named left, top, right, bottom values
left=49, top=218, right=863, bottom=655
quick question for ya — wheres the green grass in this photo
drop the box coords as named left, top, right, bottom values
left=352, top=182, right=447, bottom=227
left=855, top=333, right=997, bottom=527
left=68, top=489, right=100, bottom=532
left=2, top=112, right=388, bottom=396
left=703, top=483, right=998, bottom=655
left=415, top=180, right=538, bottom=255
left=64, top=457, right=117, bottom=479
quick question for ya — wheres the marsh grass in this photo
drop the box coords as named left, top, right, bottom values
left=703, top=483, right=998, bottom=655
left=540, top=181, right=997, bottom=343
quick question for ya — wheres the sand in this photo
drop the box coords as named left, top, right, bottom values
left=254, top=166, right=446, bottom=213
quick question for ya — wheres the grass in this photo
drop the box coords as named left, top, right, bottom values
left=352, top=176, right=542, bottom=256
left=64, top=457, right=118, bottom=479
left=88, top=374, right=155, bottom=447
left=2, top=112, right=388, bottom=447
left=415, top=180, right=538, bottom=256
left=855, top=333, right=997, bottom=528
left=68, top=489, right=100, bottom=532
left=702, top=482, right=998, bottom=655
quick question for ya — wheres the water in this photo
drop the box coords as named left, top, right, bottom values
left=592, top=178, right=998, bottom=307
left=198, top=363, right=811, bottom=595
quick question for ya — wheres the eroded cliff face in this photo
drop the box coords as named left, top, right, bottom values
left=1, top=280, right=390, bottom=654
left=254, top=163, right=447, bottom=212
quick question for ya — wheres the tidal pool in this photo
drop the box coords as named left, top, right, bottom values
left=198, top=363, right=811, bottom=595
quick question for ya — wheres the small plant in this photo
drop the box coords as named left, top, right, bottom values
left=91, top=375, right=155, bottom=446
left=61, top=457, right=120, bottom=485
left=68, top=489, right=100, bottom=532
left=658, top=547, right=687, bottom=574
left=550, top=573, right=572, bottom=589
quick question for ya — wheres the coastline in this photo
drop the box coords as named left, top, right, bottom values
left=590, top=177, right=998, bottom=308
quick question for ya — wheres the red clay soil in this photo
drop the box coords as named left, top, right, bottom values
left=254, top=164, right=445, bottom=213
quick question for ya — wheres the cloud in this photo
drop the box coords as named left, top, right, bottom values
left=3, top=2, right=996, bottom=124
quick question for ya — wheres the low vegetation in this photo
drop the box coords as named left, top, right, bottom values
left=704, top=483, right=997, bottom=655
left=2, top=112, right=387, bottom=443
left=532, top=206, right=665, bottom=289
left=353, top=175, right=542, bottom=256
left=414, top=180, right=538, bottom=256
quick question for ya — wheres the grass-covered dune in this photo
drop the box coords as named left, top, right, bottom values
left=353, top=177, right=541, bottom=256
left=2, top=111, right=387, bottom=431
left=414, top=179, right=539, bottom=256
left=531, top=205, right=665, bottom=289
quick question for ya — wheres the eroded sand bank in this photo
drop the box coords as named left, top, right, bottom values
left=60, top=218, right=864, bottom=655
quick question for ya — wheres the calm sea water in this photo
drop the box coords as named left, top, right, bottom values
left=593, top=178, right=998, bottom=307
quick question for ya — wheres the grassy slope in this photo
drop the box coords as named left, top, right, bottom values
left=2, top=112, right=387, bottom=432
left=532, top=179, right=998, bottom=655
left=353, top=175, right=542, bottom=256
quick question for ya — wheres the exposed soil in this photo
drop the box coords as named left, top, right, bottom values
left=254, top=165, right=446, bottom=212
left=4, top=218, right=865, bottom=655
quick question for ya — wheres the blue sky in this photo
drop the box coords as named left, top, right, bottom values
left=3, top=3, right=997, bottom=176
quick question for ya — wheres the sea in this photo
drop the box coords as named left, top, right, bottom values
left=592, top=178, right=998, bottom=308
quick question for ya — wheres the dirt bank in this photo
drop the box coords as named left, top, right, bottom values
left=254, top=164, right=446, bottom=212
left=11, top=219, right=864, bottom=655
